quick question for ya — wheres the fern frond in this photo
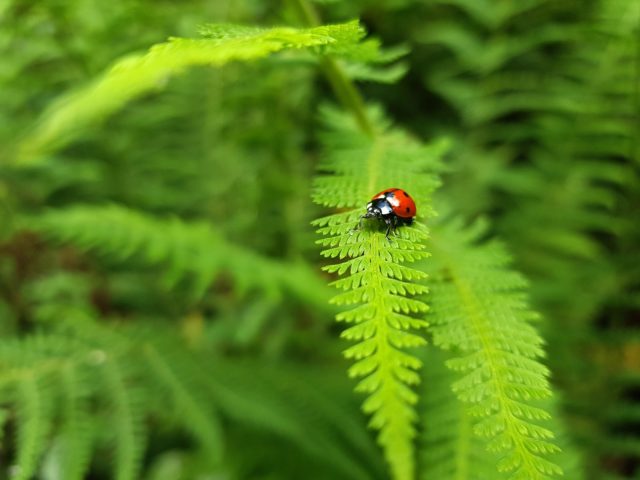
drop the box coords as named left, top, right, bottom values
left=419, top=348, right=508, bottom=480
left=203, top=359, right=383, bottom=480
left=420, top=348, right=583, bottom=480
left=102, top=358, right=146, bottom=480
left=16, top=20, right=364, bottom=164
left=417, top=0, right=630, bottom=314
left=29, top=204, right=330, bottom=306
left=57, top=364, right=93, bottom=480
left=0, top=325, right=226, bottom=479
left=143, top=343, right=224, bottom=463
left=12, top=375, right=53, bottom=480
left=425, top=217, right=562, bottom=479
left=313, top=106, right=445, bottom=480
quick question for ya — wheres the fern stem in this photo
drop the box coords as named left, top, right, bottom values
left=290, top=0, right=376, bottom=138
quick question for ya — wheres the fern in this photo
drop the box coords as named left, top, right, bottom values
left=419, top=348, right=583, bottom=480
left=15, top=20, right=365, bottom=165
left=102, top=358, right=146, bottom=480
left=420, top=348, right=508, bottom=480
left=13, top=375, right=53, bottom=480
left=424, top=216, right=562, bottom=479
left=0, top=323, right=385, bottom=479
left=29, top=204, right=331, bottom=306
left=57, top=363, right=93, bottom=480
left=203, top=358, right=384, bottom=480
left=417, top=0, right=628, bottom=311
left=312, top=105, right=445, bottom=480
left=143, top=344, right=224, bottom=464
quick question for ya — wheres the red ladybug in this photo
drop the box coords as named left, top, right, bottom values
left=360, top=188, right=416, bottom=237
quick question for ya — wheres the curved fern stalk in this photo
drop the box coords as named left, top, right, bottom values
left=313, top=106, right=444, bottom=480
left=425, top=217, right=563, bottom=479
left=16, top=20, right=366, bottom=165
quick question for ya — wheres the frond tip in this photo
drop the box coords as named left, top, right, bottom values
left=426, top=218, right=563, bottom=480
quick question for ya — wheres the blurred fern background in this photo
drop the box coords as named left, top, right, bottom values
left=0, top=0, right=637, bottom=479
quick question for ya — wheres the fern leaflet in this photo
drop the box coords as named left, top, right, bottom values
left=313, top=105, right=445, bottom=480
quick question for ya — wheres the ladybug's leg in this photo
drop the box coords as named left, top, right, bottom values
left=352, top=214, right=367, bottom=235
left=384, top=217, right=396, bottom=239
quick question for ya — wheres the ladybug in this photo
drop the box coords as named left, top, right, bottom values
left=360, top=188, right=416, bottom=238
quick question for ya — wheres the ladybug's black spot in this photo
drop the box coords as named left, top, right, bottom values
left=402, top=191, right=409, bottom=197
left=405, top=207, right=411, bottom=213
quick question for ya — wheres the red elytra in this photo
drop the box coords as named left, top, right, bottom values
left=371, top=188, right=417, bottom=219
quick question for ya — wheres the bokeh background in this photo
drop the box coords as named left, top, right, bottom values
left=0, top=0, right=638, bottom=479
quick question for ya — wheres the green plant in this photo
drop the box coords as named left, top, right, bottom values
left=2, top=0, right=635, bottom=479
left=311, top=34, right=564, bottom=480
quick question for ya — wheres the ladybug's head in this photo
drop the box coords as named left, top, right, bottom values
left=364, top=198, right=394, bottom=219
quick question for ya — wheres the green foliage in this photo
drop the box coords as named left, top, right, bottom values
left=425, top=217, right=562, bottom=479
left=0, top=0, right=635, bottom=479
left=13, top=375, right=53, bottom=480
left=419, top=348, right=509, bottom=480
left=313, top=105, right=444, bottom=480
left=419, top=348, right=583, bottom=480
left=16, top=20, right=364, bottom=164
left=29, top=204, right=330, bottom=306
left=0, top=322, right=384, bottom=480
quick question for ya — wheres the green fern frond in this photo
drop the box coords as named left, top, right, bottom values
left=417, top=0, right=630, bottom=312
left=16, top=20, right=364, bottom=164
left=102, top=358, right=146, bottom=480
left=419, top=348, right=508, bottom=480
left=313, top=106, right=445, bottom=480
left=143, top=344, right=224, bottom=463
left=29, top=204, right=330, bottom=306
left=424, top=217, right=562, bottom=479
left=57, top=364, right=93, bottom=480
left=420, top=348, right=583, bottom=480
left=0, top=325, right=227, bottom=479
left=13, top=375, right=53, bottom=480
left=203, top=359, right=383, bottom=480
